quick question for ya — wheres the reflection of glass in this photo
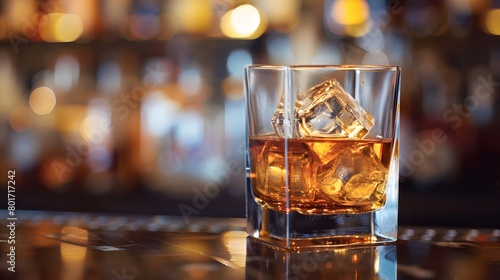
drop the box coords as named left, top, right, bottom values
left=245, top=65, right=400, bottom=248
left=245, top=237, right=397, bottom=279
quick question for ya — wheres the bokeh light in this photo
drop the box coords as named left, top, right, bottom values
left=80, top=115, right=108, bottom=144
left=29, top=86, right=57, bottom=115
left=157, top=13, right=178, bottom=40
left=9, top=105, right=34, bottom=132
left=3, top=0, right=37, bottom=34
left=57, top=14, right=84, bottom=42
left=10, top=131, right=39, bottom=171
left=65, top=0, right=99, bottom=40
left=170, top=0, right=213, bottom=34
left=331, top=0, right=370, bottom=25
left=484, top=9, right=500, bottom=35
left=223, top=49, right=251, bottom=100
left=55, top=105, right=88, bottom=135
left=231, top=5, right=261, bottom=36
left=40, top=13, right=84, bottom=42
left=179, top=67, right=202, bottom=95
left=54, top=55, right=80, bottom=91
left=80, top=98, right=113, bottom=146
left=226, top=49, right=252, bottom=77
left=326, top=0, right=372, bottom=37
left=142, top=92, right=179, bottom=137
left=255, top=0, right=300, bottom=32
left=221, top=4, right=267, bottom=39
left=87, top=147, right=113, bottom=173
left=175, top=110, right=204, bottom=150
left=97, top=61, right=122, bottom=94
left=357, top=27, right=385, bottom=51
left=266, top=34, right=294, bottom=64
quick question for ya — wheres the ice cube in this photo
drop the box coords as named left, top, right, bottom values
left=255, top=141, right=316, bottom=203
left=317, top=143, right=388, bottom=206
left=305, top=141, right=353, bottom=165
left=271, top=97, right=290, bottom=138
left=297, top=79, right=374, bottom=138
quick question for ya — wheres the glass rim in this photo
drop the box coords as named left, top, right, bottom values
left=245, top=64, right=400, bottom=71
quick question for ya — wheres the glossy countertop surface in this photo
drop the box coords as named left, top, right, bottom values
left=1, top=211, right=499, bottom=279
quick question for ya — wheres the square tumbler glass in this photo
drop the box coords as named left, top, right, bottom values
left=245, top=65, right=401, bottom=249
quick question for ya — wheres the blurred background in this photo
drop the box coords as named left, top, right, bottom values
left=0, top=0, right=498, bottom=228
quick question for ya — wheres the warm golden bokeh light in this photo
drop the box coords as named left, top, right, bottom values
left=255, top=0, right=300, bottom=31
left=220, top=10, right=236, bottom=37
left=231, top=5, right=261, bottom=37
left=170, top=0, right=213, bottom=34
left=80, top=115, right=97, bottom=143
left=3, top=0, right=37, bottom=34
left=331, top=0, right=370, bottom=25
left=29, top=86, right=57, bottom=115
left=80, top=115, right=110, bottom=144
left=56, top=14, right=84, bottom=42
left=327, top=0, right=371, bottom=37
left=220, top=4, right=266, bottom=39
left=484, top=9, right=500, bottom=35
left=55, top=105, right=88, bottom=137
left=156, top=13, right=179, bottom=40
left=9, top=105, right=34, bottom=132
left=64, top=0, right=98, bottom=39
left=39, top=13, right=84, bottom=42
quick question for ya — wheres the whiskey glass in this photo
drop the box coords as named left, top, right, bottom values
left=245, top=65, right=401, bottom=249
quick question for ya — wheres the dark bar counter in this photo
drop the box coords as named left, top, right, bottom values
left=1, top=211, right=499, bottom=279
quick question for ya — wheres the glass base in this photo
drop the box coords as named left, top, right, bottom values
left=246, top=174, right=398, bottom=250
left=247, top=205, right=396, bottom=250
